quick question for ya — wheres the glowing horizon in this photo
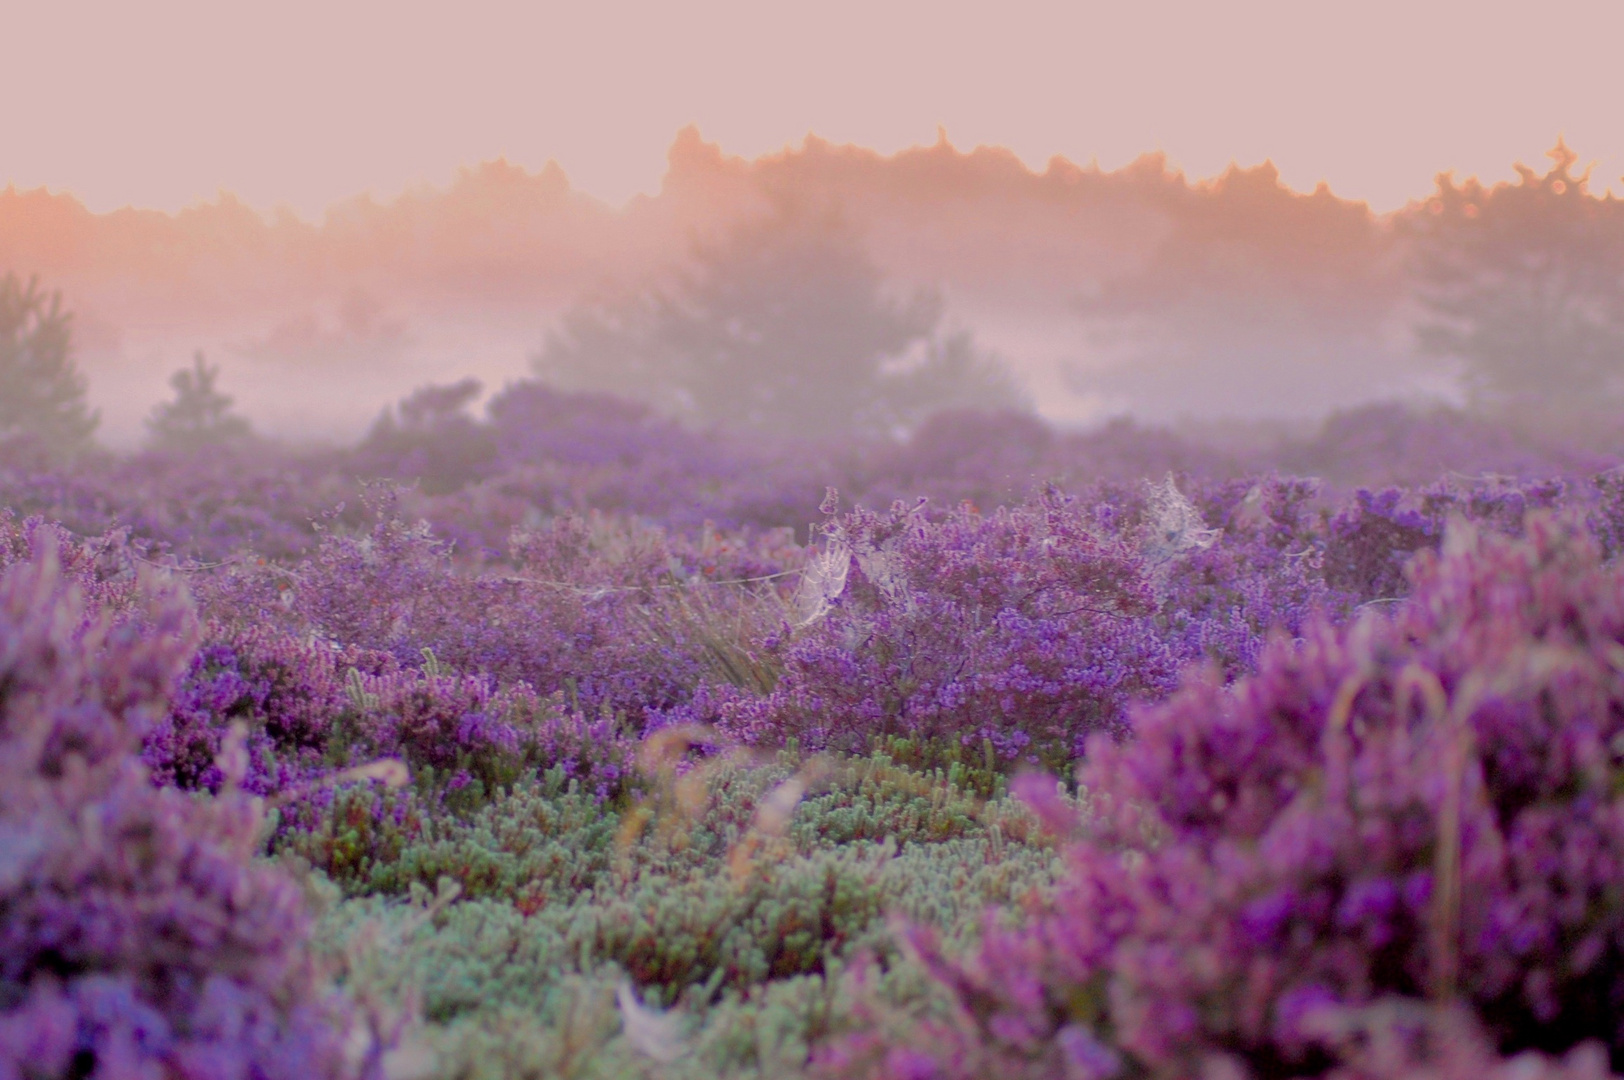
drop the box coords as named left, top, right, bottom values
left=7, top=126, right=1621, bottom=226
left=6, top=0, right=1623, bottom=219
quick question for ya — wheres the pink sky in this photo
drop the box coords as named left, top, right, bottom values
left=6, top=0, right=1623, bottom=217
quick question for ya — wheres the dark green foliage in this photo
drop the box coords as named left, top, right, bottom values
left=297, top=748, right=1063, bottom=1078
left=852, top=733, right=1018, bottom=801
left=282, top=767, right=619, bottom=903
left=788, top=754, right=1002, bottom=848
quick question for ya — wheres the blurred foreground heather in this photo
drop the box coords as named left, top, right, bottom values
left=0, top=529, right=354, bottom=1079
left=835, top=516, right=1624, bottom=1079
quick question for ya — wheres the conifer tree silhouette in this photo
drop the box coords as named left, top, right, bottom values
left=0, top=273, right=97, bottom=453
left=146, top=351, right=253, bottom=451
left=535, top=205, right=1022, bottom=438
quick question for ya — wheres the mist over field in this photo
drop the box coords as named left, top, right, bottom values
left=0, top=127, right=1505, bottom=444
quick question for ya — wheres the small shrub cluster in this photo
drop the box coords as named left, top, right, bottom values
left=299, top=748, right=1065, bottom=1077
left=146, top=621, right=641, bottom=825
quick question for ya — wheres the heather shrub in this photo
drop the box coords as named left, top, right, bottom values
left=1304, top=1001, right=1613, bottom=1080
left=701, top=491, right=1177, bottom=767
left=144, top=627, right=363, bottom=798
left=0, top=512, right=167, bottom=621
left=243, top=494, right=799, bottom=725
left=845, top=513, right=1624, bottom=1079
left=1321, top=486, right=1440, bottom=601
left=1135, top=475, right=1348, bottom=678
left=0, top=535, right=351, bottom=1079
left=146, top=622, right=640, bottom=821
left=1322, top=478, right=1566, bottom=602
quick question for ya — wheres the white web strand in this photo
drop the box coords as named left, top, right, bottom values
left=792, top=539, right=851, bottom=626
left=1141, top=474, right=1220, bottom=600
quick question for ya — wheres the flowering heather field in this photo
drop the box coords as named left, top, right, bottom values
left=10, top=393, right=1624, bottom=1079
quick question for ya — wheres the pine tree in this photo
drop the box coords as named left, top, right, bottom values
left=0, top=273, right=97, bottom=453
left=534, top=206, right=1024, bottom=439
left=146, top=351, right=253, bottom=451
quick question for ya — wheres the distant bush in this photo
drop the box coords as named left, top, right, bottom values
left=355, top=378, right=494, bottom=494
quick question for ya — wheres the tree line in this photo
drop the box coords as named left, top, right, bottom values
left=5, top=141, right=1624, bottom=457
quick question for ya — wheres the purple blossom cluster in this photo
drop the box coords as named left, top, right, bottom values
left=1320, top=478, right=1569, bottom=600
left=837, top=513, right=1624, bottom=1079
left=144, top=617, right=641, bottom=815
left=201, top=493, right=802, bottom=724
left=0, top=532, right=351, bottom=1080
left=1138, top=475, right=1349, bottom=678
left=651, top=472, right=1621, bottom=773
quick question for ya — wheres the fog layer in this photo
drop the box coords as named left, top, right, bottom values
left=2, top=129, right=1610, bottom=443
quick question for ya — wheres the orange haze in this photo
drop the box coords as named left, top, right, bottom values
left=6, top=0, right=1623, bottom=216
left=3, top=130, right=1439, bottom=441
